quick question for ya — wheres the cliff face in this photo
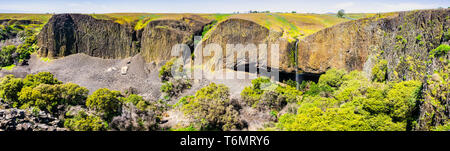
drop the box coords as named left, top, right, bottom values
left=38, top=14, right=208, bottom=63
left=198, top=18, right=295, bottom=73
left=140, top=18, right=207, bottom=63
left=297, top=9, right=449, bottom=130
left=37, top=14, right=139, bottom=59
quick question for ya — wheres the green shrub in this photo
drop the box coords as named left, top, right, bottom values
left=0, top=45, right=16, bottom=67
left=429, top=44, right=450, bottom=58
left=318, top=68, right=346, bottom=87
left=1, top=72, right=87, bottom=112
left=0, top=75, right=24, bottom=103
left=385, top=80, right=422, bottom=121
left=159, top=58, right=176, bottom=82
left=23, top=72, right=62, bottom=88
left=64, top=111, right=109, bottom=131
left=272, top=70, right=418, bottom=131
left=277, top=107, right=369, bottom=131
left=160, top=82, right=174, bottom=94
left=59, top=83, right=89, bottom=106
left=241, top=77, right=272, bottom=106
left=86, top=88, right=122, bottom=121
left=444, top=30, right=450, bottom=41
left=17, top=83, right=88, bottom=113
left=372, top=59, right=388, bottom=82
left=182, top=83, right=240, bottom=131
left=432, top=122, right=450, bottom=131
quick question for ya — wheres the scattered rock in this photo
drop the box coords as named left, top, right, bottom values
left=121, top=66, right=128, bottom=75
left=0, top=108, right=66, bottom=131
left=431, top=73, right=442, bottom=82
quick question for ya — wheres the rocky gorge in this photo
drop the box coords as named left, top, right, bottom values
left=0, top=8, right=448, bottom=131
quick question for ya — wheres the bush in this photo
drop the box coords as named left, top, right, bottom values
left=272, top=70, right=420, bottom=131
left=64, top=111, right=108, bottom=131
left=385, top=80, right=422, bottom=121
left=86, top=88, right=122, bottom=121
left=0, top=45, right=16, bottom=67
left=372, top=59, right=388, bottom=82
left=277, top=107, right=369, bottom=131
left=430, top=44, right=450, bottom=58
left=59, top=83, right=89, bottom=106
left=182, top=83, right=240, bottom=131
left=318, top=68, right=346, bottom=87
left=17, top=83, right=88, bottom=114
left=159, top=58, right=176, bottom=82
left=23, top=72, right=62, bottom=88
left=241, top=77, right=273, bottom=106
left=0, top=75, right=23, bottom=103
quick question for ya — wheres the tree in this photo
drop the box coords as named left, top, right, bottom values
left=337, top=9, right=345, bottom=18
left=86, top=88, right=122, bottom=121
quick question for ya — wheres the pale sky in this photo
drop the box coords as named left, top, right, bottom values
left=0, top=0, right=448, bottom=14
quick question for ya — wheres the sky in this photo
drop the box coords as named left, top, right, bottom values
left=0, top=0, right=448, bottom=14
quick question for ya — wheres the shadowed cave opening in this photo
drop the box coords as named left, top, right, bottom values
left=233, top=63, right=322, bottom=84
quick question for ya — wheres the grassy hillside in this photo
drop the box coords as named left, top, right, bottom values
left=0, top=12, right=381, bottom=40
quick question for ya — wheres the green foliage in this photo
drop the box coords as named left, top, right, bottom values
left=241, top=77, right=302, bottom=111
left=64, top=111, right=108, bottom=131
left=202, top=20, right=217, bottom=37
left=415, top=35, right=422, bottom=42
left=175, top=95, right=194, bottom=107
left=0, top=45, right=16, bottom=67
left=337, top=9, right=345, bottom=18
left=273, top=69, right=423, bottom=131
left=18, top=83, right=88, bottom=113
left=23, top=72, right=62, bottom=88
left=432, top=122, right=450, bottom=131
left=86, top=88, right=122, bottom=121
left=318, top=68, right=346, bottom=87
left=123, top=94, right=148, bottom=111
left=372, top=59, right=388, bottom=82
left=0, top=75, right=24, bottom=103
left=0, top=72, right=87, bottom=113
left=241, top=77, right=272, bottom=106
left=171, top=125, right=199, bottom=131
left=160, top=82, right=173, bottom=94
left=429, top=44, right=450, bottom=58
left=182, top=83, right=240, bottom=131
left=159, top=58, right=175, bottom=82
left=444, top=30, right=450, bottom=41
left=385, top=80, right=422, bottom=120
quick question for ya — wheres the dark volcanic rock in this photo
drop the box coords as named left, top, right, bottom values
left=140, top=17, right=208, bottom=63
left=37, top=14, right=208, bottom=63
left=37, top=14, right=140, bottom=59
left=0, top=108, right=66, bottom=131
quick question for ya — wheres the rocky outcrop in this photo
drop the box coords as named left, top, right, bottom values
left=37, top=14, right=139, bottom=59
left=37, top=14, right=208, bottom=63
left=0, top=108, right=66, bottom=131
left=297, top=9, right=449, bottom=76
left=198, top=18, right=295, bottom=73
left=140, top=18, right=208, bottom=63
